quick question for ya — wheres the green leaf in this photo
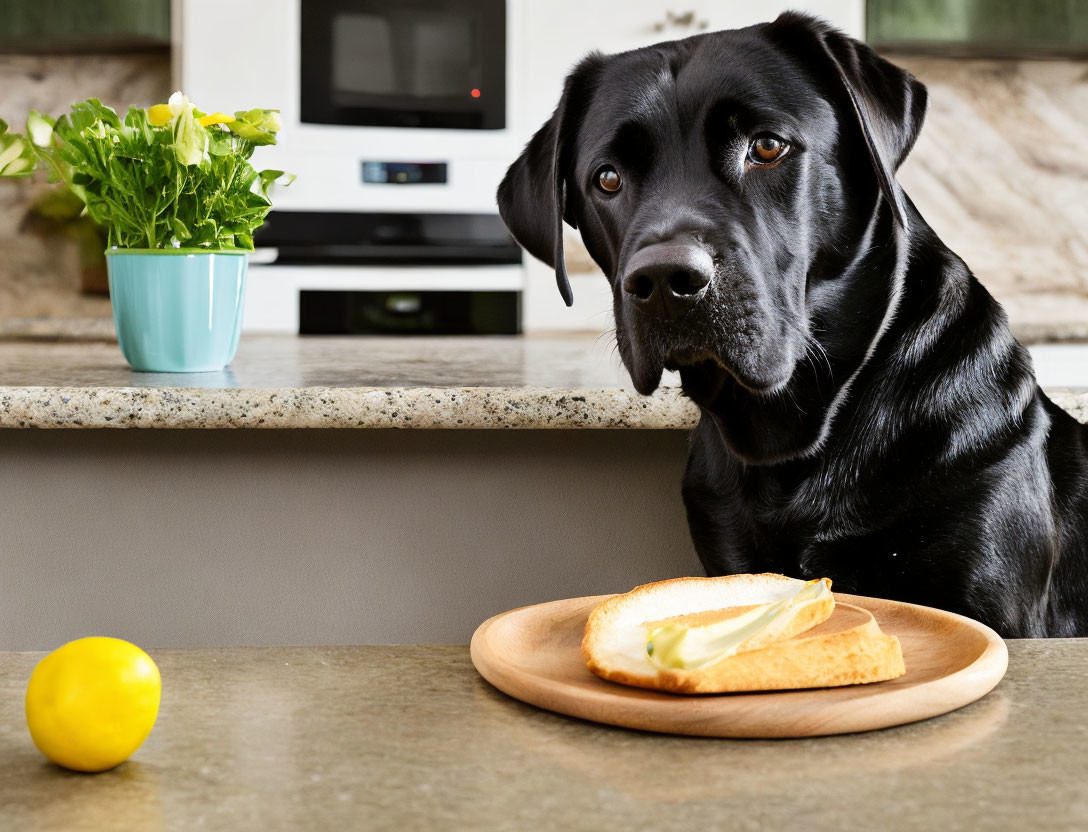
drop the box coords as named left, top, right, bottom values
left=58, top=142, right=84, bottom=168
left=0, top=135, right=23, bottom=168
left=0, top=119, right=41, bottom=177
left=169, top=216, right=190, bottom=241
left=228, top=108, right=281, bottom=146
left=258, top=168, right=294, bottom=197
left=1, top=156, right=32, bottom=175
left=0, top=133, right=31, bottom=176
left=236, top=108, right=282, bottom=132
left=70, top=98, right=121, bottom=131
left=123, top=106, right=155, bottom=146
left=207, top=129, right=236, bottom=157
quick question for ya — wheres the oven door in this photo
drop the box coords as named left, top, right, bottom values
left=300, top=0, right=506, bottom=130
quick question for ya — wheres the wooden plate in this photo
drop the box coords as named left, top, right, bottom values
left=470, top=592, right=1008, bottom=737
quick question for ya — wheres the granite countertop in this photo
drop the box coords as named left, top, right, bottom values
left=0, top=334, right=696, bottom=429
left=0, top=333, right=1085, bottom=430
left=0, top=640, right=1085, bottom=831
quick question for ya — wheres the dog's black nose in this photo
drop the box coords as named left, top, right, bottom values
left=621, top=243, right=713, bottom=320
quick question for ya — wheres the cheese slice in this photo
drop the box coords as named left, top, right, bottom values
left=582, top=573, right=905, bottom=693
left=646, top=578, right=832, bottom=670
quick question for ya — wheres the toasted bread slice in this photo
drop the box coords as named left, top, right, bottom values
left=583, top=574, right=905, bottom=694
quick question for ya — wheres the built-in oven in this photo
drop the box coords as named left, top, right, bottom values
left=300, top=0, right=506, bottom=130
left=177, top=0, right=523, bottom=335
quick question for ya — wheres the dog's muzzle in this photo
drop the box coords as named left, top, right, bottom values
left=621, top=242, right=714, bottom=322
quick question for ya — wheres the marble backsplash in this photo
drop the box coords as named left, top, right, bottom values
left=893, top=54, right=1088, bottom=339
left=0, top=51, right=1085, bottom=341
left=0, top=53, right=169, bottom=319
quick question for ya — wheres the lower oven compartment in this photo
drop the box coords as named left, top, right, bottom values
left=300, top=290, right=519, bottom=335
left=245, top=210, right=524, bottom=334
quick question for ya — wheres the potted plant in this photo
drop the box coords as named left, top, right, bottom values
left=2, top=93, right=289, bottom=372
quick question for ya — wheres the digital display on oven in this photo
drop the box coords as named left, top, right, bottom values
left=361, top=161, right=448, bottom=184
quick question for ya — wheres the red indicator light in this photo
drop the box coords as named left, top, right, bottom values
left=470, top=88, right=481, bottom=98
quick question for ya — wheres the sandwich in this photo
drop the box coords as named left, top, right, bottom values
left=582, top=573, right=905, bottom=694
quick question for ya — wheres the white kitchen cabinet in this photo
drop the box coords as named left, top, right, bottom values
left=517, top=1, right=863, bottom=135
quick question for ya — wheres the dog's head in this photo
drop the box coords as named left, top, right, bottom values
left=498, top=14, right=927, bottom=462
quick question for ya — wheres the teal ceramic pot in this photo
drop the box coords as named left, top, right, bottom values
left=106, top=250, right=247, bottom=373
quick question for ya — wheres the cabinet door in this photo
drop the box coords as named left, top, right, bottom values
left=518, top=0, right=863, bottom=135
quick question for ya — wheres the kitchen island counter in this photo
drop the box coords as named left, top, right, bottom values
left=0, top=333, right=712, bottom=649
left=0, top=639, right=1085, bottom=831
left=2, top=333, right=1087, bottom=429
left=0, top=334, right=698, bottom=429
left=3, top=334, right=1087, bottom=649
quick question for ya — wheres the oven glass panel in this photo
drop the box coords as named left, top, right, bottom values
left=302, top=0, right=505, bottom=130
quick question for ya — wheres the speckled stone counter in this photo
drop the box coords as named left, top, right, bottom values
left=0, top=640, right=1085, bottom=831
left=0, top=334, right=1086, bottom=430
left=0, top=334, right=697, bottom=429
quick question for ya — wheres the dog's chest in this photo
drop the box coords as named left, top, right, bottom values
left=747, top=513, right=940, bottom=600
left=741, top=464, right=941, bottom=596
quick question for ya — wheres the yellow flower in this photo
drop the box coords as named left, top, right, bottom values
left=147, top=103, right=173, bottom=127
left=197, top=112, right=236, bottom=127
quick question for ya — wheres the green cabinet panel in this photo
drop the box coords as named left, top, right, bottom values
left=0, top=0, right=170, bottom=53
left=867, top=0, right=1088, bottom=56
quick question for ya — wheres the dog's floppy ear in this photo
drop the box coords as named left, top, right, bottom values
left=768, top=13, right=927, bottom=227
left=497, top=54, right=605, bottom=307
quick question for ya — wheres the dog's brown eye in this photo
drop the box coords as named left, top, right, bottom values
left=596, top=166, right=621, bottom=193
left=748, top=135, right=788, bottom=165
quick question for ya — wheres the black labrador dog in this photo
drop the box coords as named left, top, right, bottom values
left=497, top=13, right=1088, bottom=637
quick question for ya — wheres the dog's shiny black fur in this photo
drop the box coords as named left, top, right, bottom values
left=497, top=13, right=1088, bottom=636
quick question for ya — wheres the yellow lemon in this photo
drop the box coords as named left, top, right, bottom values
left=25, top=637, right=161, bottom=772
